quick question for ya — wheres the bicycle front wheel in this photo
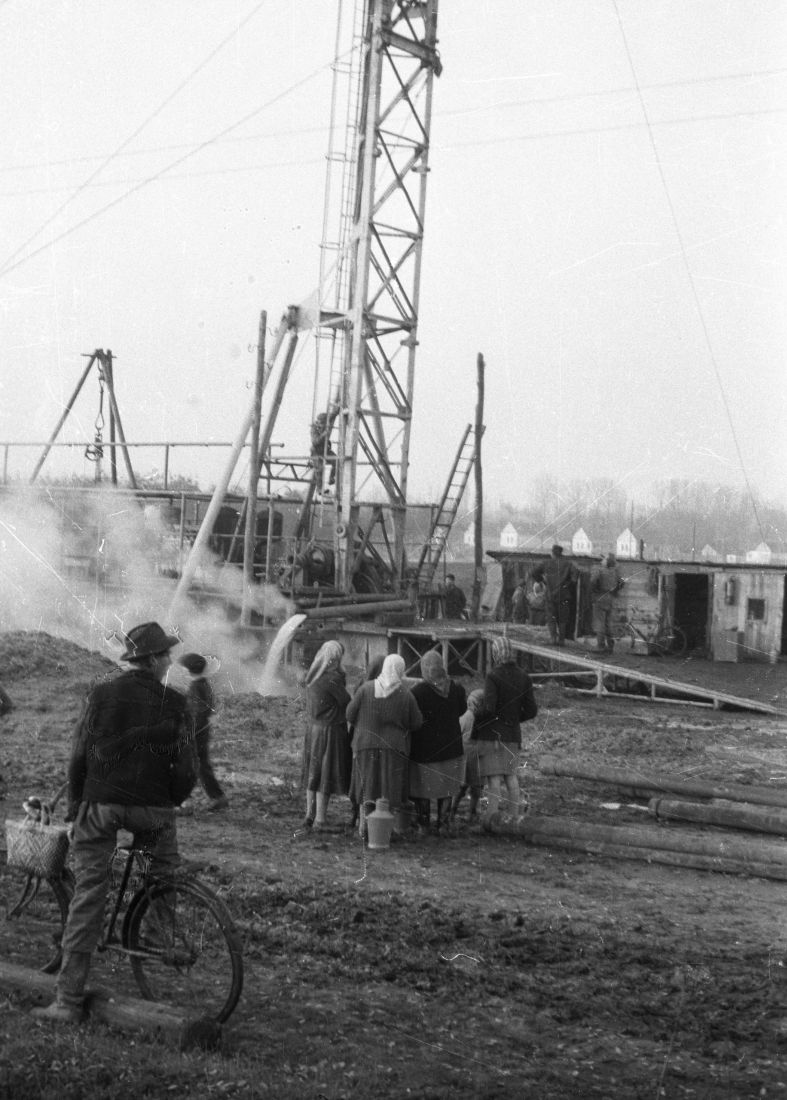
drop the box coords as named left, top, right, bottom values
left=124, top=877, right=243, bottom=1023
left=0, top=858, right=74, bottom=974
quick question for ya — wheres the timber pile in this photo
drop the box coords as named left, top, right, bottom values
left=487, top=813, right=787, bottom=881
left=511, top=756, right=787, bottom=881
left=0, top=961, right=222, bottom=1050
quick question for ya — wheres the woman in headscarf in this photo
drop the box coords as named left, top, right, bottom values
left=302, top=640, right=352, bottom=831
left=346, top=653, right=423, bottom=834
left=475, top=635, right=538, bottom=827
left=409, top=651, right=467, bottom=835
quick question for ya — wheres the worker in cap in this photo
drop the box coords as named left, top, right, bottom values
left=33, top=621, right=187, bottom=1025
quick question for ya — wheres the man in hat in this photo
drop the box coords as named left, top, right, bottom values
left=591, top=553, right=624, bottom=654
left=33, top=621, right=187, bottom=1025
left=533, top=544, right=580, bottom=646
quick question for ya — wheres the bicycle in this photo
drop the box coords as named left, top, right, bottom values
left=615, top=612, right=688, bottom=657
left=2, top=791, right=244, bottom=1023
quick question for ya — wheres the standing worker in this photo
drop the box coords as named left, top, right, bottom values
left=591, top=553, right=624, bottom=654
left=33, top=621, right=188, bottom=1024
left=443, top=574, right=467, bottom=620
left=534, top=545, right=580, bottom=646
left=509, top=580, right=528, bottom=624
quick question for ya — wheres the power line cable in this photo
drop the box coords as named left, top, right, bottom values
left=4, top=65, right=784, bottom=177
left=1, top=103, right=782, bottom=202
left=611, top=0, right=766, bottom=541
left=0, top=61, right=333, bottom=281
left=436, top=105, right=786, bottom=153
left=0, top=0, right=273, bottom=274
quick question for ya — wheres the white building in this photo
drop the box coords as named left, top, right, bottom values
left=571, top=527, right=593, bottom=556
left=499, top=522, right=518, bottom=550
left=616, top=528, right=642, bottom=559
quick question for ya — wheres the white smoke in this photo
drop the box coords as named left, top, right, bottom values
left=0, top=484, right=298, bottom=694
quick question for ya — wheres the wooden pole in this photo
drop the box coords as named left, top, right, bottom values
left=241, top=311, right=266, bottom=626
left=650, top=797, right=787, bottom=836
left=30, top=352, right=97, bottom=482
left=471, top=353, right=484, bottom=622
left=538, top=756, right=787, bottom=809
left=505, top=829, right=787, bottom=883
left=0, top=960, right=222, bottom=1050
left=105, top=350, right=117, bottom=486
left=487, top=812, right=787, bottom=868
left=99, top=350, right=138, bottom=489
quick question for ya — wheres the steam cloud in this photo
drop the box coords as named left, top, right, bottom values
left=0, top=484, right=298, bottom=695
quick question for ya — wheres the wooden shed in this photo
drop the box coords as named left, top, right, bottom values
left=487, top=550, right=787, bottom=664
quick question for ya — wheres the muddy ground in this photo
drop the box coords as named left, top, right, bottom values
left=2, top=630, right=787, bottom=1098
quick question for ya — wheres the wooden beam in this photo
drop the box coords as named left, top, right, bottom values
left=539, top=756, right=787, bottom=809
left=482, top=632, right=786, bottom=717
left=0, top=960, right=222, bottom=1050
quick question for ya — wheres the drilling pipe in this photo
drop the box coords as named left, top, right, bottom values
left=299, top=599, right=414, bottom=621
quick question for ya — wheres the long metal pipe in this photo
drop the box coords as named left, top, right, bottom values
left=300, top=598, right=413, bottom=620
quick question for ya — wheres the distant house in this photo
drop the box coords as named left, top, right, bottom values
left=571, top=527, right=593, bottom=556
left=499, top=522, right=518, bottom=550
left=745, top=541, right=787, bottom=565
left=616, top=528, right=643, bottom=559
left=700, top=544, right=719, bottom=562
left=463, top=525, right=475, bottom=548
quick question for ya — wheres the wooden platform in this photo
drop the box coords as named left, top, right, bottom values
left=338, top=620, right=787, bottom=717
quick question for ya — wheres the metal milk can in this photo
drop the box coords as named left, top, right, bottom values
left=366, top=797, right=395, bottom=849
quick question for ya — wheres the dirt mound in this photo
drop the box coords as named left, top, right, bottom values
left=0, top=630, right=114, bottom=684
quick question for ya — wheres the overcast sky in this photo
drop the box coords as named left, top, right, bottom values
left=1, top=0, right=785, bottom=519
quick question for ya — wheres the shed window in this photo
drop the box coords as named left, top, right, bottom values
left=747, top=597, right=766, bottom=621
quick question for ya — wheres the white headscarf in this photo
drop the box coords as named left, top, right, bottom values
left=305, top=640, right=344, bottom=687
left=374, top=654, right=406, bottom=698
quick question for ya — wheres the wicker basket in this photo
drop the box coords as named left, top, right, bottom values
left=5, top=818, right=70, bottom=878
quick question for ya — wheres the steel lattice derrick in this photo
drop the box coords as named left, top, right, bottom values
left=326, top=0, right=440, bottom=592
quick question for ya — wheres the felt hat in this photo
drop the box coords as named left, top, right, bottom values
left=119, top=622, right=180, bottom=662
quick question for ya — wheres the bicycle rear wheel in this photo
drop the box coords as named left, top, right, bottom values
left=666, top=626, right=688, bottom=657
left=0, top=857, right=74, bottom=974
left=124, top=877, right=243, bottom=1023
left=652, top=626, right=688, bottom=657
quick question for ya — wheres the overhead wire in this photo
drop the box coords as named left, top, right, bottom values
left=0, top=59, right=334, bottom=281
left=3, top=64, right=784, bottom=178
left=0, top=101, right=782, bottom=205
left=0, top=0, right=273, bottom=275
left=610, top=0, right=767, bottom=541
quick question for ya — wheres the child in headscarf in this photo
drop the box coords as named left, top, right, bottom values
left=475, top=635, right=538, bottom=827
left=409, top=651, right=467, bottom=835
left=346, top=654, right=423, bottom=837
left=302, top=640, right=352, bottom=831
left=449, top=687, right=487, bottom=827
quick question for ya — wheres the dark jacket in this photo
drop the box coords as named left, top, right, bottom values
left=185, top=677, right=215, bottom=737
left=409, top=680, right=467, bottom=764
left=476, top=662, right=538, bottom=747
left=67, top=668, right=187, bottom=814
left=308, top=668, right=351, bottom=727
